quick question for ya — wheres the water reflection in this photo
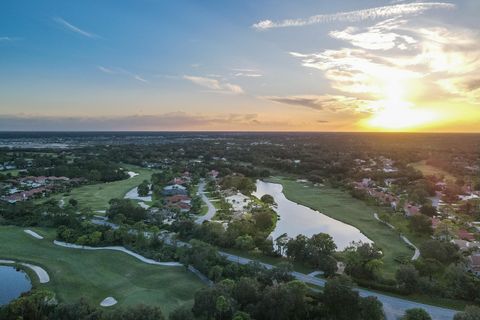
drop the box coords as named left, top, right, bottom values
left=0, top=265, right=32, bottom=305
left=254, top=180, right=372, bottom=250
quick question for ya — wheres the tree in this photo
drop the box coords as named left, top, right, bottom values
left=401, top=308, right=432, bottom=320
left=260, top=194, right=275, bottom=205
left=414, top=258, right=443, bottom=281
left=255, top=281, right=308, bottom=320
left=52, top=299, right=103, bottom=320
left=233, top=277, right=260, bottom=308
left=396, top=265, right=420, bottom=293
left=344, top=242, right=383, bottom=280
left=409, top=214, right=433, bottom=235
left=137, top=180, right=150, bottom=197
left=359, top=296, right=385, bottom=320
left=454, top=306, right=480, bottom=320
left=318, top=255, right=338, bottom=278
left=322, top=276, right=361, bottom=320
left=235, top=235, right=255, bottom=251
left=107, top=305, right=165, bottom=320
left=307, top=233, right=337, bottom=267
left=420, top=205, right=436, bottom=217
left=107, top=198, right=147, bottom=223
left=169, top=306, right=194, bottom=320
left=420, top=240, right=460, bottom=265
left=68, top=198, right=78, bottom=207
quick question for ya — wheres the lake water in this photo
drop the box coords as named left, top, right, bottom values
left=0, top=266, right=32, bottom=305
left=253, top=180, right=372, bottom=250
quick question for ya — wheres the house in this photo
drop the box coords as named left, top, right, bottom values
left=431, top=217, right=442, bottom=229
left=169, top=178, right=186, bottom=185
left=167, top=201, right=191, bottom=213
left=162, top=184, right=187, bottom=196
left=164, top=184, right=186, bottom=191
left=165, top=194, right=191, bottom=205
left=208, top=170, right=219, bottom=179
left=458, top=229, right=475, bottom=241
left=404, top=204, right=420, bottom=217
left=225, top=193, right=251, bottom=213
left=467, top=254, right=480, bottom=276
left=452, top=239, right=480, bottom=251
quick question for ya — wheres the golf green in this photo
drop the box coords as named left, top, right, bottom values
left=0, top=226, right=204, bottom=314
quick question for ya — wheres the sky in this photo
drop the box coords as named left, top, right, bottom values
left=1, top=0, right=479, bottom=132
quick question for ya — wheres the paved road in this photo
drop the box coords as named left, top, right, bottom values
left=92, top=218, right=457, bottom=320
left=218, top=252, right=456, bottom=320
left=195, top=180, right=217, bottom=224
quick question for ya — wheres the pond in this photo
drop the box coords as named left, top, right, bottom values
left=0, top=265, right=32, bottom=305
left=253, top=180, right=372, bottom=250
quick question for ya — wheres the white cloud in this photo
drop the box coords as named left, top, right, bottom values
left=0, top=36, right=21, bottom=42
left=253, top=2, right=454, bottom=30
left=231, top=68, right=263, bottom=78
left=263, top=94, right=374, bottom=113
left=53, top=17, right=99, bottom=38
left=98, top=65, right=149, bottom=83
left=183, top=75, right=244, bottom=94
left=289, top=18, right=480, bottom=104
left=97, top=66, right=115, bottom=74
left=329, top=18, right=416, bottom=50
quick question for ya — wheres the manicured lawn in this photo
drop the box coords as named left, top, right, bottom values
left=1, top=169, right=22, bottom=176
left=410, top=160, right=456, bottom=182
left=268, top=177, right=413, bottom=278
left=48, top=165, right=156, bottom=212
left=0, top=226, right=204, bottom=314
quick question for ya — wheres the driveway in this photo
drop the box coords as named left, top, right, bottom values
left=195, top=180, right=217, bottom=224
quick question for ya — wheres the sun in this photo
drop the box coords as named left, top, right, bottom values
left=363, top=82, right=438, bottom=131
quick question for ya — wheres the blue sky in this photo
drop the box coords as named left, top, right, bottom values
left=1, top=1, right=479, bottom=131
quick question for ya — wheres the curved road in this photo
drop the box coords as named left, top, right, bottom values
left=218, top=252, right=456, bottom=320
left=195, top=180, right=217, bottom=224
left=91, top=212, right=457, bottom=319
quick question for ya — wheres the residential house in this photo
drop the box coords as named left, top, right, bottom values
left=467, top=254, right=480, bottom=276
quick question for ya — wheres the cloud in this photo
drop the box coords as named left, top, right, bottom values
left=53, top=17, right=99, bottom=38
left=0, top=36, right=21, bottom=42
left=231, top=68, right=263, bottom=78
left=253, top=2, right=454, bottom=30
left=290, top=48, right=421, bottom=96
left=289, top=18, right=480, bottom=105
left=329, top=18, right=416, bottom=50
left=183, top=75, right=244, bottom=94
left=0, top=112, right=286, bottom=131
left=263, top=94, right=374, bottom=112
left=98, top=65, right=149, bottom=83
left=97, top=66, right=115, bottom=74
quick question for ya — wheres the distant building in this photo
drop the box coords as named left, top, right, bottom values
left=458, top=229, right=475, bottom=241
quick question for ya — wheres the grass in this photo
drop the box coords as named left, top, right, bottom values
left=1, top=169, right=22, bottom=176
left=47, top=165, right=156, bottom=213
left=221, top=247, right=316, bottom=274
left=268, top=177, right=413, bottom=278
left=410, top=160, right=456, bottom=182
left=0, top=226, right=204, bottom=314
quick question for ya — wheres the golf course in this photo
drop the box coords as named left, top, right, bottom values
left=48, top=164, right=156, bottom=212
left=0, top=226, right=204, bottom=314
left=268, top=177, right=413, bottom=277
left=410, top=160, right=456, bottom=182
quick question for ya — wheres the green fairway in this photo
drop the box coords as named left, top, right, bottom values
left=268, top=177, right=413, bottom=277
left=410, top=161, right=456, bottom=181
left=0, top=226, right=204, bottom=314
left=49, top=165, right=156, bottom=212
